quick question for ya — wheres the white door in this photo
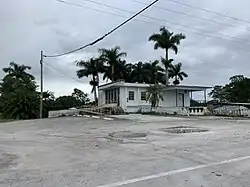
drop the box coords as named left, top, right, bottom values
left=127, top=90, right=135, bottom=106
left=178, top=93, right=185, bottom=107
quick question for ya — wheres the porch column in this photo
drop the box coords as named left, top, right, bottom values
left=176, top=89, right=178, bottom=107
left=190, top=91, right=193, bottom=100
left=204, top=89, right=207, bottom=103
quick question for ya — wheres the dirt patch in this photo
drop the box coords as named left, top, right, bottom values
left=0, top=152, right=18, bottom=168
left=162, top=126, right=208, bottom=134
left=108, top=131, right=147, bottom=144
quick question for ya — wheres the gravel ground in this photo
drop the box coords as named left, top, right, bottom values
left=0, top=115, right=250, bottom=187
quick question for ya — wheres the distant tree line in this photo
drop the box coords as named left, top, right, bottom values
left=209, top=75, right=250, bottom=103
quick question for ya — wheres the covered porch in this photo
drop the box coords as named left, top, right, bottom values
left=163, top=85, right=211, bottom=107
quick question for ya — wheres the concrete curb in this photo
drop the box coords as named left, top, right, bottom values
left=76, top=115, right=114, bottom=121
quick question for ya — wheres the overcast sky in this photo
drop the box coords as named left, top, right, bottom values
left=1, top=0, right=250, bottom=98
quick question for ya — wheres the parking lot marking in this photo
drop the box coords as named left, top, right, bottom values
left=96, top=155, right=250, bottom=187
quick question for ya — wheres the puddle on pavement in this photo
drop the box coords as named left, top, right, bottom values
left=162, top=126, right=208, bottom=134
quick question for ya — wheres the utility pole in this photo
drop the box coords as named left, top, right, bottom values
left=39, top=50, right=44, bottom=119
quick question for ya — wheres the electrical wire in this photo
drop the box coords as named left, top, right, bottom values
left=53, top=0, right=250, bottom=45
left=165, top=0, right=250, bottom=25
left=44, top=0, right=160, bottom=58
left=79, top=0, right=250, bottom=43
left=85, top=0, right=250, bottom=32
left=43, top=61, right=85, bottom=84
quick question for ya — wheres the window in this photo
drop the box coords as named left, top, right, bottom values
left=141, top=92, right=146, bottom=100
left=128, top=91, right=134, bottom=100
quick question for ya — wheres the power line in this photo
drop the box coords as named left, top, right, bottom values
left=43, top=61, right=85, bottom=84
left=85, top=0, right=250, bottom=32
left=44, top=0, right=160, bottom=57
left=165, top=0, right=250, bottom=25
left=58, top=0, right=156, bottom=25
left=54, top=0, right=250, bottom=45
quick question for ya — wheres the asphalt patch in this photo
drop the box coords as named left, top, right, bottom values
left=162, top=126, right=208, bottom=134
left=0, top=152, right=18, bottom=169
left=108, top=131, right=147, bottom=144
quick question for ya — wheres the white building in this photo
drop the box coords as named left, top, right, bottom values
left=98, top=81, right=211, bottom=115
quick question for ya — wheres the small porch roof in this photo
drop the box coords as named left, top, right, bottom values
left=98, top=81, right=211, bottom=92
left=163, top=85, right=212, bottom=92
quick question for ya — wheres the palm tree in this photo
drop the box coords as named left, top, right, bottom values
left=130, top=61, right=149, bottom=83
left=116, top=60, right=133, bottom=82
left=143, top=60, right=165, bottom=84
left=1, top=62, right=36, bottom=94
left=169, top=62, right=188, bottom=85
left=76, top=58, right=104, bottom=103
left=149, top=27, right=186, bottom=85
left=1, top=62, right=39, bottom=119
left=146, top=84, right=164, bottom=111
left=98, top=46, right=127, bottom=82
left=3, top=61, right=34, bottom=80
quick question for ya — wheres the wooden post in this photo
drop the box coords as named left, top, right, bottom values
left=39, top=50, right=44, bottom=119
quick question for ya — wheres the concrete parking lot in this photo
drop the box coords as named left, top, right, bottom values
left=0, top=115, right=250, bottom=187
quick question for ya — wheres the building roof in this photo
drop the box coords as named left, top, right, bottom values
left=98, top=81, right=212, bottom=92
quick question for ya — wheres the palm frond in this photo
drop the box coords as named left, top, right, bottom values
left=76, top=69, right=89, bottom=78
left=171, top=33, right=186, bottom=45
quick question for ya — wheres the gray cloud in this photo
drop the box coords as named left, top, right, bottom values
left=1, top=0, right=250, bottom=96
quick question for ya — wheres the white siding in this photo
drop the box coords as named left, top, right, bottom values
left=98, top=90, right=105, bottom=105
left=119, top=87, right=127, bottom=111
left=160, top=90, right=176, bottom=107
left=185, top=92, right=190, bottom=106
left=126, top=87, right=144, bottom=113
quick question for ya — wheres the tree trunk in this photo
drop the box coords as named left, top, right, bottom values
left=111, top=64, right=114, bottom=82
left=92, top=74, right=98, bottom=104
left=165, top=49, right=169, bottom=85
left=155, top=70, right=158, bottom=84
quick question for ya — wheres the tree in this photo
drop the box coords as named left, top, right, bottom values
left=43, top=91, right=55, bottom=101
left=72, top=88, right=90, bottom=104
left=130, top=61, right=149, bottom=83
left=208, top=85, right=227, bottom=102
left=132, top=60, right=165, bottom=84
left=42, top=91, right=56, bottom=118
left=3, top=61, right=34, bottom=81
left=169, top=62, right=188, bottom=85
left=209, top=75, right=250, bottom=103
left=44, top=89, right=90, bottom=114
left=98, top=46, right=127, bottom=82
left=149, top=27, right=186, bottom=85
left=147, top=60, right=165, bottom=84
left=146, top=84, right=164, bottom=111
left=0, top=62, right=39, bottom=119
left=53, top=96, right=79, bottom=110
left=76, top=58, right=103, bottom=103
left=116, top=60, right=133, bottom=82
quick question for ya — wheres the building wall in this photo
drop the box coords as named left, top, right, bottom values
left=119, top=87, right=127, bottom=111
left=99, top=86, right=191, bottom=113
left=119, top=87, right=148, bottom=113
left=98, top=90, right=105, bottom=105
left=159, top=90, right=176, bottom=107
